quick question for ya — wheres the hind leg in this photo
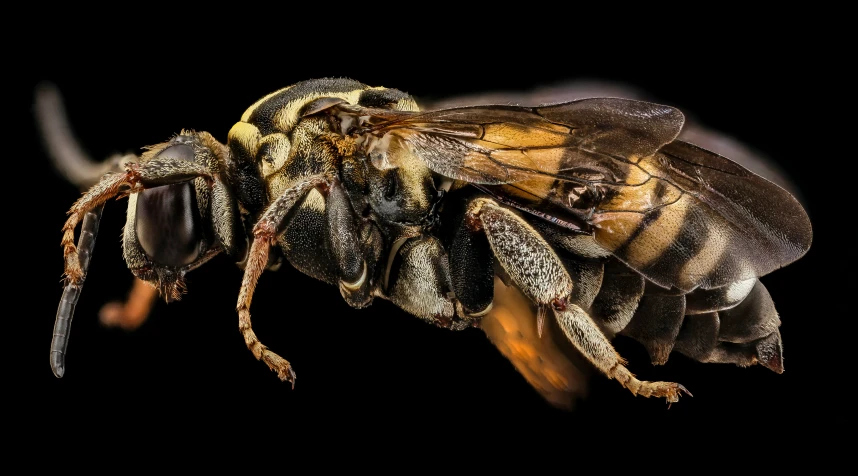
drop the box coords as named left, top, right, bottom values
left=467, top=198, right=690, bottom=403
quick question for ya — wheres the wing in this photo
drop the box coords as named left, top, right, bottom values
left=423, top=80, right=806, bottom=201
left=339, top=98, right=812, bottom=291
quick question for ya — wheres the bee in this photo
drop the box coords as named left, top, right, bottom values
left=49, top=78, right=812, bottom=405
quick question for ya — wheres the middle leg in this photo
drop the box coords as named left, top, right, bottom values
left=236, top=175, right=330, bottom=386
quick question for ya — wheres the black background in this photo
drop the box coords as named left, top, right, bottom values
left=17, top=20, right=849, bottom=458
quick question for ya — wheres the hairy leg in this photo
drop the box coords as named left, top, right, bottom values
left=236, top=175, right=329, bottom=385
left=62, top=159, right=213, bottom=283
left=468, top=197, right=690, bottom=403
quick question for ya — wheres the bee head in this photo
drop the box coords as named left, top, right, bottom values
left=133, top=134, right=207, bottom=269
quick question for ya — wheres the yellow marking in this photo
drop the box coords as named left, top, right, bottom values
left=265, top=174, right=288, bottom=201
left=227, top=122, right=262, bottom=160
left=597, top=162, right=657, bottom=215
left=241, top=86, right=294, bottom=122
left=541, top=122, right=572, bottom=134
left=387, top=137, right=432, bottom=209
left=499, top=177, right=555, bottom=203
left=256, top=133, right=291, bottom=178
left=623, top=194, right=692, bottom=269
left=602, top=180, right=657, bottom=215
left=460, top=146, right=565, bottom=188
left=678, top=219, right=729, bottom=289
left=360, top=85, right=419, bottom=112
left=494, top=147, right=565, bottom=173
left=625, top=161, right=652, bottom=186
left=601, top=156, right=682, bottom=214
left=457, top=150, right=527, bottom=185
left=496, top=148, right=566, bottom=199
left=603, top=180, right=683, bottom=213
left=273, top=89, right=365, bottom=134
left=302, top=188, right=326, bottom=213
left=396, top=97, right=420, bottom=112
left=637, top=155, right=667, bottom=175
left=592, top=212, right=644, bottom=252
left=482, top=123, right=574, bottom=148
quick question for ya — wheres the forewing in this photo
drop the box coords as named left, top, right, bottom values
left=347, top=99, right=811, bottom=291
left=425, top=80, right=805, bottom=200
left=362, top=99, right=684, bottom=185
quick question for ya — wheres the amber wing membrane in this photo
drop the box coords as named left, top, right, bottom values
left=357, top=99, right=812, bottom=291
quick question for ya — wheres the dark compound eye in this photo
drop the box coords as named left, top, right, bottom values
left=154, top=141, right=195, bottom=161
left=135, top=142, right=203, bottom=267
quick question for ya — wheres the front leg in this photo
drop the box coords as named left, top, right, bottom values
left=62, top=158, right=212, bottom=283
left=467, top=198, right=691, bottom=404
left=236, top=175, right=329, bottom=386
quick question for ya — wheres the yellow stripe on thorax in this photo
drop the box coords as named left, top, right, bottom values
left=227, top=122, right=262, bottom=161
left=240, top=86, right=294, bottom=122
left=273, top=89, right=365, bottom=133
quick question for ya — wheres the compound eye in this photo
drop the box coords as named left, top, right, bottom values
left=135, top=141, right=203, bottom=267
left=154, top=141, right=195, bottom=161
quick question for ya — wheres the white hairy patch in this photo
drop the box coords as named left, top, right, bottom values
left=726, top=278, right=756, bottom=303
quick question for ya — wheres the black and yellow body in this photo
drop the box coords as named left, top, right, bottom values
left=52, top=78, right=812, bottom=406
left=225, top=79, right=440, bottom=313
